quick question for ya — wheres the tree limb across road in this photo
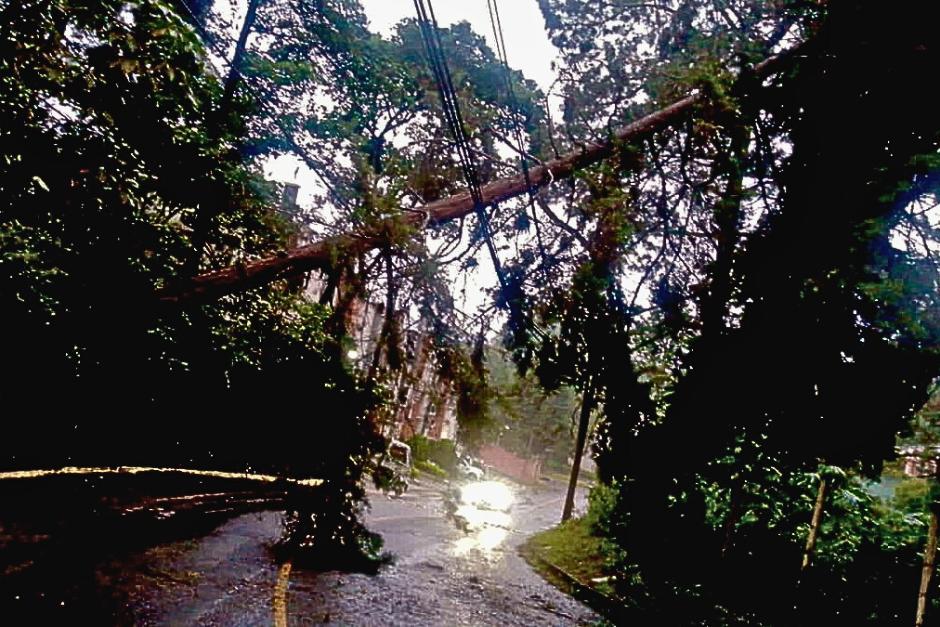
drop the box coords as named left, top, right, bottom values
left=154, top=46, right=801, bottom=305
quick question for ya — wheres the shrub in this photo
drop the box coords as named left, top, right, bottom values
left=407, top=435, right=459, bottom=476
left=415, top=459, right=448, bottom=479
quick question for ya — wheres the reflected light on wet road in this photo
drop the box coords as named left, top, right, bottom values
left=452, top=480, right=515, bottom=557
left=460, top=481, right=514, bottom=511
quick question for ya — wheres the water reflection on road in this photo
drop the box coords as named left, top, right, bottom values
left=450, top=480, right=515, bottom=558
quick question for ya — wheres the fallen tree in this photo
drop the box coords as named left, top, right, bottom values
left=155, top=46, right=801, bottom=305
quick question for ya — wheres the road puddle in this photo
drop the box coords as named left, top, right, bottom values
left=446, top=480, right=515, bottom=558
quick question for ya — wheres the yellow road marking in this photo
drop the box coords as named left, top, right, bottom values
left=273, top=561, right=292, bottom=627
left=3, top=465, right=309, bottom=624
left=0, top=466, right=323, bottom=487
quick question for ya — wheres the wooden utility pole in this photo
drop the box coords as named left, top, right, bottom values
left=562, top=378, right=595, bottom=522
left=155, top=44, right=804, bottom=305
left=801, top=476, right=828, bottom=571
left=916, top=505, right=939, bottom=627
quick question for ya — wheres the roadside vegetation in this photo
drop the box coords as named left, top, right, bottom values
left=521, top=518, right=607, bottom=595
left=407, top=436, right=459, bottom=480
left=527, top=428, right=940, bottom=625
left=3, top=1, right=940, bottom=622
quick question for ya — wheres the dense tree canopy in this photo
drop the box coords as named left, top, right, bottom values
left=532, top=0, right=940, bottom=623
left=2, top=0, right=940, bottom=616
left=0, top=0, right=387, bottom=565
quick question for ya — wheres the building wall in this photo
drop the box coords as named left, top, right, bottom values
left=303, top=268, right=458, bottom=444
left=478, top=444, right=542, bottom=484
left=274, top=180, right=458, bottom=444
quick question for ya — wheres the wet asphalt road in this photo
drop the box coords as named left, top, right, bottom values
left=116, top=478, right=599, bottom=625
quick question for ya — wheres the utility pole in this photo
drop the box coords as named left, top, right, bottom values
left=157, top=41, right=805, bottom=304
left=562, top=378, right=594, bottom=522
left=916, top=462, right=940, bottom=627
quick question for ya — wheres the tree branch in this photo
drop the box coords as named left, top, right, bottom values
left=155, top=45, right=803, bottom=305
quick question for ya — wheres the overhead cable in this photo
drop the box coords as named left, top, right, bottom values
left=485, top=0, right=548, bottom=275
left=412, top=0, right=513, bottom=300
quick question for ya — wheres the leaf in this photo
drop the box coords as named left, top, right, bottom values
left=111, top=58, right=139, bottom=74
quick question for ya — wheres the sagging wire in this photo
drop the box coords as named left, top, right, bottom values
left=484, top=0, right=550, bottom=277
left=412, top=0, right=525, bottom=330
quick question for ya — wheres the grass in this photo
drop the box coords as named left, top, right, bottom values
left=414, top=459, right=448, bottom=480
left=520, top=516, right=610, bottom=594
left=521, top=517, right=625, bottom=625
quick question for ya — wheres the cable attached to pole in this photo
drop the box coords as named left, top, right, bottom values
left=412, top=0, right=512, bottom=300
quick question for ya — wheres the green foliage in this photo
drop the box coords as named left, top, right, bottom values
left=528, top=1, right=940, bottom=624
left=585, top=461, right=934, bottom=625
left=432, top=335, right=492, bottom=445
left=7, top=0, right=940, bottom=603
left=414, top=459, right=447, bottom=480
left=0, top=0, right=387, bottom=569
left=407, top=435, right=458, bottom=476
left=485, top=347, right=579, bottom=470
left=371, top=462, right=409, bottom=495
left=891, top=474, right=929, bottom=507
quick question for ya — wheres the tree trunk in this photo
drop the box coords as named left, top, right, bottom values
left=220, top=0, right=262, bottom=113
left=698, top=119, right=749, bottom=340
left=187, top=0, right=262, bottom=275
left=801, top=476, right=828, bottom=571
left=916, top=506, right=939, bottom=627
left=562, top=379, right=595, bottom=522
left=526, top=429, right=536, bottom=457
left=368, top=250, right=397, bottom=379
left=318, top=267, right=340, bottom=305
left=155, top=45, right=804, bottom=305
left=396, top=332, right=431, bottom=438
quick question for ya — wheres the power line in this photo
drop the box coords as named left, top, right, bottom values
left=485, top=0, right=548, bottom=275
left=177, top=0, right=534, bottom=338
left=175, top=0, right=217, bottom=44
left=412, top=2, right=482, bottom=201
left=412, top=0, right=512, bottom=300
left=179, top=0, right=506, bottom=262
left=486, top=0, right=530, bottom=188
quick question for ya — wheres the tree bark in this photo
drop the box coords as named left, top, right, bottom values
left=562, top=379, right=595, bottom=522
left=368, top=250, right=397, bottom=379
left=916, top=505, right=939, bottom=627
left=154, top=46, right=803, bottom=305
left=221, top=0, right=262, bottom=113
left=699, top=119, right=749, bottom=340
left=801, top=476, right=828, bottom=571
left=188, top=0, right=262, bottom=275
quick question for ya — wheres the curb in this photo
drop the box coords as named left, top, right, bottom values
left=520, top=547, right=628, bottom=623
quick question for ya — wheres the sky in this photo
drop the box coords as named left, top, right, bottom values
left=265, top=0, right=559, bottom=199
left=262, top=0, right=561, bottom=318
left=357, top=0, right=557, bottom=92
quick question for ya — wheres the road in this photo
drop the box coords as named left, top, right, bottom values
left=3, top=477, right=599, bottom=625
